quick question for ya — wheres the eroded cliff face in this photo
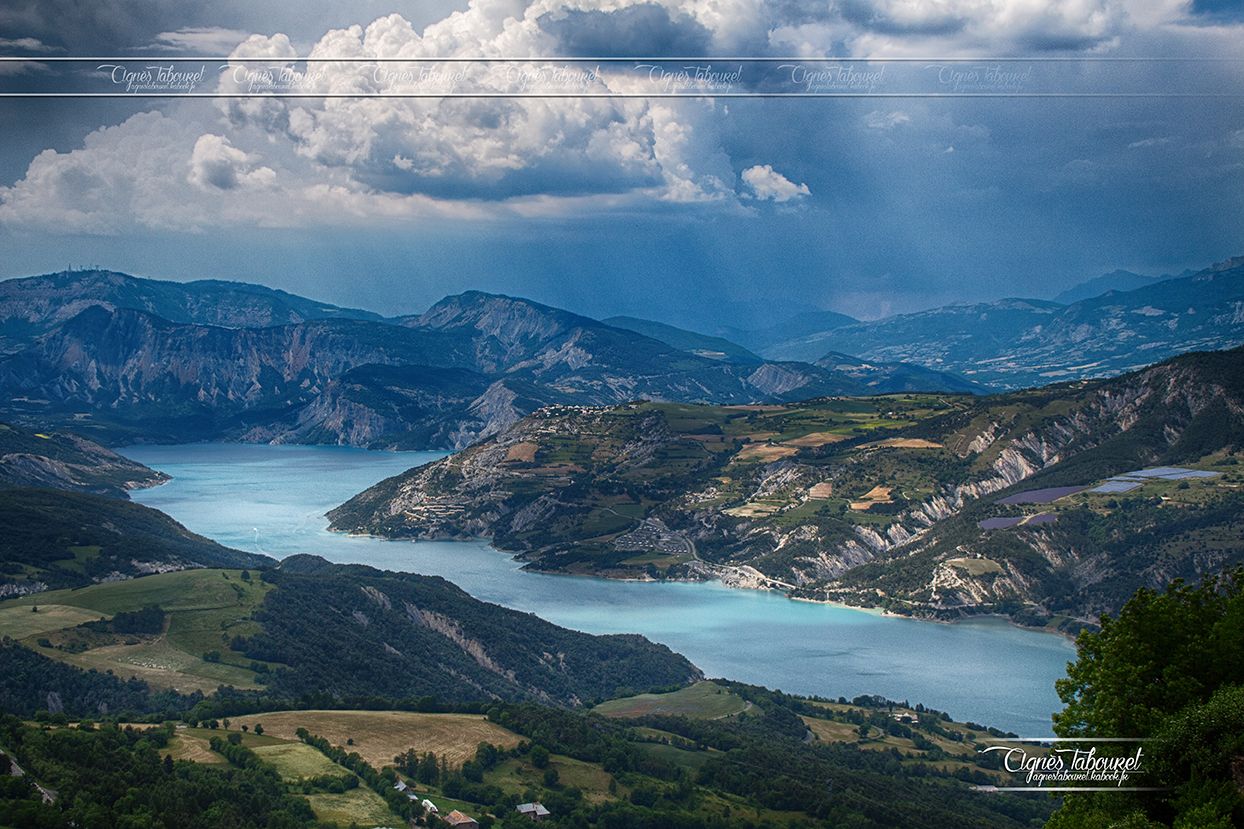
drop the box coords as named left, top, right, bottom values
left=327, top=347, right=1244, bottom=624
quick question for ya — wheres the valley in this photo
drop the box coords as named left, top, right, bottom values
left=0, top=260, right=1241, bottom=828
left=0, top=553, right=1059, bottom=827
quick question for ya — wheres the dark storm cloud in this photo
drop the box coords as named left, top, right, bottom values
left=540, top=5, right=714, bottom=57
left=837, top=0, right=969, bottom=37
left=1190, top=0, right=1244, bottom=23
left=0, top=0, right=1241, bottom=330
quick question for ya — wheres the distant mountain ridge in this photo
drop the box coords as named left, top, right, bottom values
left=812, top=351, right=984, bottom=394
left=1051, top=268, right=1172, bottom=304
left=720, top=309, right=859, bottom=354
left=0, top=275, right=982, bottom=449
left=2, top=255, right=1237, bottom=448
left=603, top=315, right=764, bottom=364
left=0, top=269, right=383, bottom=353
left=760, top=256, right=1244, bottom=387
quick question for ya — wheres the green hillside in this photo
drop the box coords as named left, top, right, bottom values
left=0, top=560, right=700, bottom=711
left=0, top=488, right=274, bottom=595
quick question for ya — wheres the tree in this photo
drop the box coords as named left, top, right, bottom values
left=254, top=723, right=264, bottom=736
left=530, top=745, right=550, bottom=769
left=416, top=752, right=440, bottom=785
left=1047, top=569, right=1244, bottom=828
left=1055, top=570, right=1244, bottom=739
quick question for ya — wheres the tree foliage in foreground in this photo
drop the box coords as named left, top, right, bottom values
left=0, top=715, right=315, bottom=829
left=1049, top=569, right=1244, bottom=829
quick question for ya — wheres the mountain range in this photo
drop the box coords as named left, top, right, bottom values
left=1050, top=268, right=1182, bottom=304
left=754, top=257, right=1244, bottom=387
left=0, top=269, right=382, bottom=354
left=0, top=255, right=1240, bottom=452
left=0, top=271, right=981, bottom=449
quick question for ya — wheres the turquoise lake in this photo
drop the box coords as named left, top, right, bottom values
left=124, top=442, right=1076, bottom=736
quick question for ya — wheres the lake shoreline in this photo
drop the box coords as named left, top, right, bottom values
left=331, top=525, right=1081, bottom=641
left=123, top=442, right=1076, bottom=736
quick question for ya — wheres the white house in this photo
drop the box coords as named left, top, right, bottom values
left=516, top=802, right=551, bottom=820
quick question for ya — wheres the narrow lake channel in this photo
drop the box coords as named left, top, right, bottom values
left=124, top=442, right=1076, bottom=736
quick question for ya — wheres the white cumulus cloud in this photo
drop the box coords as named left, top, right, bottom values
left=741, top=165, right=810, bottom=202
left=188, top=134, right=276, bottom=191
left=865, top=110, right=912, bottom=130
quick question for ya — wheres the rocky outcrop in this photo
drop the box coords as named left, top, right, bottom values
left=0, top=424, right=167, bottom=497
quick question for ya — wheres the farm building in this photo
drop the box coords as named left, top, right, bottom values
left=516, top=801, right=551, bottom=820
left=421, top=798, right=438, bottom=814
left=441, top=810, right=479, bottom=828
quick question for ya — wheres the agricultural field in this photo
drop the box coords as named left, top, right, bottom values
left=160, top=725, right=406, bottom=826
left=304, top=789, right=402, bottom=827
left=251, top=742, right=347, bottom=781
left=488, top=753, right=619, bottom=803
left=160, top=725, right=284, bottom=765
left=794, top=699, right=1037, bottom=782
left=0, top=569, right=273, bottom=693
left=593, top=681, right=751, bottom=720
left=0, top=603, right=107, bottom=639
left=229, top=710, right=522, bottom=768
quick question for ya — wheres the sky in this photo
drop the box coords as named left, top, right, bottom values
left=0, top=0, right=1241, bottom=329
